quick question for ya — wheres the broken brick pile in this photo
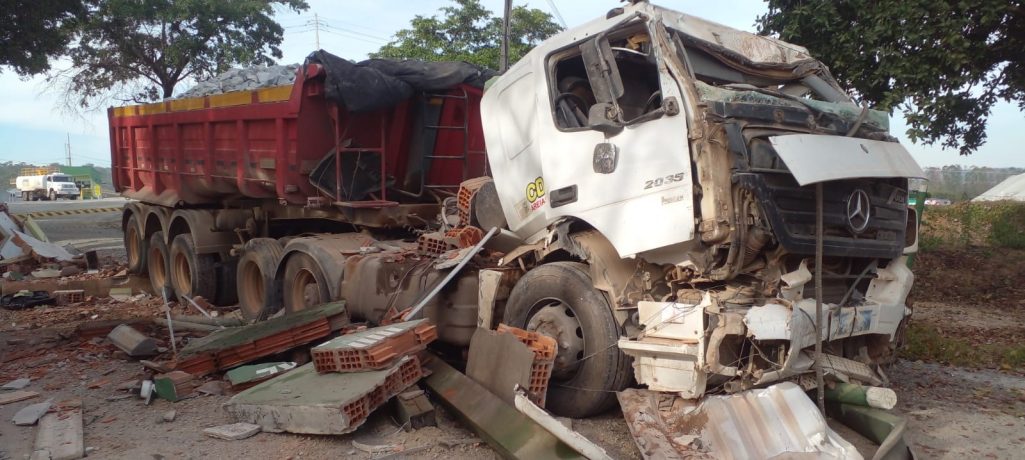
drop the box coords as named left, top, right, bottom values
left=496, top=324, right=556, bottom=407
left=311, top=319, right=436, bottom=373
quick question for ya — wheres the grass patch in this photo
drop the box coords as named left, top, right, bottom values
left=902, top=323, right=1025, bottom=370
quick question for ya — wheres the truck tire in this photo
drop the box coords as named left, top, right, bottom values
left=169, top=234, right=217, bottom=304
left=503, top=262, right=632, bottom=418
left=48, top=190, right=55, bottom=201
left=282, top=252, right=330, bottom=314
left=236, top=238, right=283, bottom=321
left=124, top=215, right=147, bottom=275
left=147, top=232, right=171, bottom=298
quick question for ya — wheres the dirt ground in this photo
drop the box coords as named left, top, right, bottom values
left=1, top=249, right=1023, bottom=459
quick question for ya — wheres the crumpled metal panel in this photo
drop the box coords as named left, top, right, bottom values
left=619, top=383, right=863, bottom=460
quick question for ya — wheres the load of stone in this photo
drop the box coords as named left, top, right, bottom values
left=177, top=64, right=299, bottom=98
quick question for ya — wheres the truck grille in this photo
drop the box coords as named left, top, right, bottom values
left=737, top=172, right=908, bottom=259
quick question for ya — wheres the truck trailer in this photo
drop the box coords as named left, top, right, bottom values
left=111, top=2, right=924, bottom=418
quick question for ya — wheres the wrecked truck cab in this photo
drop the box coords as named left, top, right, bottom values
left=482, top=1, right=924, bottom=412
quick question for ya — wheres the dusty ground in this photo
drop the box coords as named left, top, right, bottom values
left=1, top=210, right=1023, bottom=459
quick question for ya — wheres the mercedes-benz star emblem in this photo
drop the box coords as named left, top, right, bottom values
left=846, top=189, right=871, bottom=234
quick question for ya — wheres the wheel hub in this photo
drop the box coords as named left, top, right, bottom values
left=527, top=300, right=585, bottom=379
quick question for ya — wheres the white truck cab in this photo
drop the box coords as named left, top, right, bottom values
left=16, top=174, right=80, bottom=201
left=481, top=1, right=925, bottom=415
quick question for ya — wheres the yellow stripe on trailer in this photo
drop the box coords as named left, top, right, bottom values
left=111, top=83, right=295, bottom=117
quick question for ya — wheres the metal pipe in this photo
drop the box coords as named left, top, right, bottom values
left=401, top=226, right=499, bottom=322
left=815, top=182, right=825, bottom=414
left=161, top=287, right=177, bottom=356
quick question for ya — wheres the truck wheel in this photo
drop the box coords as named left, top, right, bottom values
left=124, top=215, right=147, bottom=275
left=48, top=191, right=55, bottom=201
left=147, top=232, right=170, bottom=297
left=169, top=234, right=217, bottom=303
left=282, top=252, right=330, bottom=314
left=503, top=261, right=632, bottom=418
left=237, top=238, right=283, bottom=321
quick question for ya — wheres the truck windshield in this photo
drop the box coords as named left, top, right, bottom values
left=52, top=175, right=73, bottom=182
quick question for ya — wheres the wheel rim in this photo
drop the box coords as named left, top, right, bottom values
left=171, top=249, right=192, bottom=296
left=126, top=226, right=140, bottom=267
left=526, top=298, right=586, bottom=380
left=148, top=245, right=166, bottom=289
left=239, top=259, right=265, bottom=317
left=288, top=268, right=320, bottom=311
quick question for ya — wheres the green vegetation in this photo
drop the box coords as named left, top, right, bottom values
left=371, top=0, right=561, bottom=70
left=53, top=0, right=308, bottom=107
left=919, top=201, right=1025, bottom=250
left=759, top=1, right=1024, bottom=155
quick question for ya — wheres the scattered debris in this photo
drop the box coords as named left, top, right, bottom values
left=175, top=301, right=348, bottom=376
left=12, top=399, right=53, bottom=426
left=2, top=377, right=31, bottom=390
left=0, top=390, right=38, bottom=405
left=203, top=422, right=262, bottom=441
left=311, top=319, right=436, bottom=373
left=139, top=360, right=171, bottom=373
left=224, top=356, right=421, bottom=435
left=225, top=362, right=297, bottom=388
left=106, top=324, right=158, bottom=357
left=104, top=394, right=132, bottom=402
left=51, top=290, right=85, bottom=306
left=1, top=291, right=55, bottom=310
left=161, top=410, right=176, bottom=423
left=34, top=400, right=84, bottom=460
left=108, top=287, right=131, bottom=301
left=424, top=358, right=581, bottom=459
left=618, top=383, right=862, bottom=459
left=352, top=440, right=400, bottom=455
left=513, top=385, right=612, bottom=460
left=393, top=389, right=436, bottom=431
left=496, top=324, right=556, bottom=407
left=196, top=380, right=229, bottom=396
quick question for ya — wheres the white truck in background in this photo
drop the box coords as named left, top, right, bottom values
left=16, top=174, right=80, bottom=201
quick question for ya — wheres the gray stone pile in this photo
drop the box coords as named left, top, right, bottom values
left=176, top=64, right=299, bottom=98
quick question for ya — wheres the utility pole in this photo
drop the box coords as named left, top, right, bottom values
left=65, top=133, right=72, bottom=166
left=314, top=12, right=321, bottom=50
left=500, top=0, right=512, bottom=72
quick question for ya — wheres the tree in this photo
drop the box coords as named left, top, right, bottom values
left=758, top=1, right=1024, bottom=155
left=0, top=0, right=85, bottom=75
left=53, top=0, right=307, bottom=107
left=371, top=0, right=561, bottom=70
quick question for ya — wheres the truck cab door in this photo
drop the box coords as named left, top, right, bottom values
left=537, top=23, right=695, bottom=257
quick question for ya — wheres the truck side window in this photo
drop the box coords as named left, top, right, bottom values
left=550, top=29, right=662, bottom=130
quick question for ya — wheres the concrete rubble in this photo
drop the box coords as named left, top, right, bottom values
left=177, top=64, right=299, bottom=98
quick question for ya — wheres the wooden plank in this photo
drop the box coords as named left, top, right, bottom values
left=0, top=390, right=38, bottom=405
left=34, top=400, right=84, bottom=460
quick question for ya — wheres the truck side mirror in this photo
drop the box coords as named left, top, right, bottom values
left=588, top=103, right=624, bottom=135
left=580, top=37, right=624, bottom=106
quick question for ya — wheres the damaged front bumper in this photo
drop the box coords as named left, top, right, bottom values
left=618, top=257, right=913, bottom=398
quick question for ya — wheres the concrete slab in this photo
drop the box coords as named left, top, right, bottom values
left=203, top=422, right=261, bottom=440
left=465, top=328, right=534, bottom=405
left=224, top=356, right=421, bottom=435
left=34, top=400, right=84, bottom=460
left=107, top=324, right=158, bottom=357
left=13, top=399, right=53, bottom=426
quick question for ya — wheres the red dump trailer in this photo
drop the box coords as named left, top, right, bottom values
left=110, top=60, right=489, bottom=313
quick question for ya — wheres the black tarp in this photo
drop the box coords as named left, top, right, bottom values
left=305, top=51, right=496, bottom=113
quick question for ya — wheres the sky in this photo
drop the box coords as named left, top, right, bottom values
left=0, top=0, right=1020, bottom=168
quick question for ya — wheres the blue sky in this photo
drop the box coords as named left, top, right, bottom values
left=0, top=0, right=1020, bottom=168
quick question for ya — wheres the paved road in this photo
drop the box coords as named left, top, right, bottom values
left=4, top=197, right=128, bottom=250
